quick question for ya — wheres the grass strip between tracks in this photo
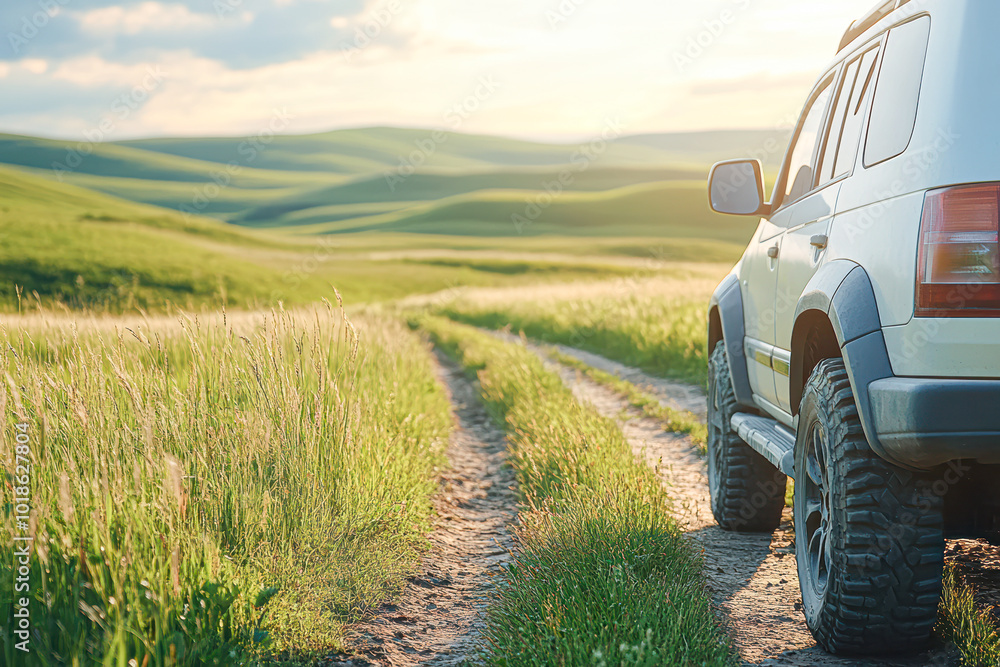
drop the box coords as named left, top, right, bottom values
left=418, top=315, right=734, bottom=667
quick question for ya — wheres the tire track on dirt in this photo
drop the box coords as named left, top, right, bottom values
left=332, top=352, right=517, bottom=666
left=499, top=335, right=957, bottom=667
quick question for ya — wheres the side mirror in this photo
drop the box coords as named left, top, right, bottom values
left=708, top=159, right=771, bottom=216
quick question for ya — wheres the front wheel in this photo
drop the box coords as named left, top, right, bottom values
left=795, top=358, right=944, bottom=655
left=707, top=342, right=786, bottom=532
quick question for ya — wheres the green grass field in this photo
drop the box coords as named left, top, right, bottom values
left=425, top=269, right=726, bottom=387
left=0, top=126, right=764, bottom=314
left=0, top=305, right=452, bottom=664
left=0, top=124, right=758, bottom=662
left=2, top=165, right=710, bottom=312
left=5, top=123, right=997, bottom=664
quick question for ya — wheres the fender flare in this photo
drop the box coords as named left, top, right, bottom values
left=709, top=274, right=755, bottom=410
left=791, top=260, right=896, bottom=463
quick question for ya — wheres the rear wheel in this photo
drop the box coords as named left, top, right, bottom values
left=707, top=342, right=786, bottom=532
left=795, top=359, right=944, bottom=654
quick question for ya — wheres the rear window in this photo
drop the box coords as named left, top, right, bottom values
left=864, top=16, right=931, bottom=166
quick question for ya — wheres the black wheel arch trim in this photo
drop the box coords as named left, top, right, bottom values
left=709, top=274, right=755, bottom=411
left=790, top=261, right=899, bottom=466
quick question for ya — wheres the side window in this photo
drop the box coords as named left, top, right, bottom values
left=817, top=46, right=880, bottom=184
left=781, top=77, right=834, bottom=206
left=833, top=47, right=880, bottom=177
left=817, top=59, right=860, bottom=185
left=864, top=16, right=931, bottom=166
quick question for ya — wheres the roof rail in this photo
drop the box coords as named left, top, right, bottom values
left=837, top=0, right=896, bottom=53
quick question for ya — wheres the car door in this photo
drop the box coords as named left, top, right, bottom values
left=774, top=45, right=882, bottom=413
left=740, top=217, right=786, bottom=409
left=743, top=72, right=836, bottom=417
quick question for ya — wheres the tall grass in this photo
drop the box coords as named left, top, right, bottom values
left=1, top=303, right=451, bottom=664
left=938, top=566, right=1000, bottom=666
left=430, top=272, right=724, bottom=387
left=419, top=316, right=734, bottom=666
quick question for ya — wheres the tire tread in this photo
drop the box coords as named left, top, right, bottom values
left=707, top=343, right=786, bottom=532
left=797, top=358, right=944, bottom=655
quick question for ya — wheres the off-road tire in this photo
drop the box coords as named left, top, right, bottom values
left=795, top=358, right=944, bottom=655
left=707, top=342, right=787, bottom=532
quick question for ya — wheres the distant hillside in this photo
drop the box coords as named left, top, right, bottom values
left=232, top=166, right=707, bottom=227
left=3, top=165, right=706, bottom=312
left=0, top=165, right=311, bottom=310
left=0, top=133, right=324, bottom=186
left=277, top=180, right=757, bottom=246
left=617, top=129, right=791, bottom=172
left=0, top=126, right=785, bottom=250
left=119, top=126, right=731, bottom=175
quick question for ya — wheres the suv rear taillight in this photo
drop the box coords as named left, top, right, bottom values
left=916, top=184, right=1000, bottom=317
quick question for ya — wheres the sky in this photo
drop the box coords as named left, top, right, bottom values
left=0, top=0, right=881, bottom=141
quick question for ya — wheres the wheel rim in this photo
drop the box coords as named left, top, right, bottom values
left=707, top=365, right=726, bottom=500
left=802, top=421, right=832, bottom=598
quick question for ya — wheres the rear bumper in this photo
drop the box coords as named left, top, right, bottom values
left=869, top=377, right=1000, bottom=468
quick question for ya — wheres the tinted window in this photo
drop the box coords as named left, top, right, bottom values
left=818, top=59, right=860, bottom=185
left=834, top=48, right=880, bottom=176
left=864, top=17, right=931, bottom=166
left=782, top=78, right=834, bottom=205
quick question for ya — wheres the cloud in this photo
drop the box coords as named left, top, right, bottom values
left=21, top=57, right=47, bottom=73
left=78, top=2, right=214, bottom=35
left=2, top=0, right=368, bottom=68
left=0, top=0, right=895, bottom=140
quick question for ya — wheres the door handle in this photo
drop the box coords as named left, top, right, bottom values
left=767, top=245, right=779, bottom=259
left=810, top=234, right=829, bottom=249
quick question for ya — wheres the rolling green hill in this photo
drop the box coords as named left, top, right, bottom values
left=0, top=133, right=328, bottom=187
left=0, top=133, right=337, bottom=220
left=0, top=126, right=780, bottom=310
left=279, top=180, right=756, bottom=243
left=119, top=126, right=717, bottom=174
left=232, top=166, right=707, bottom=227
left=0, top=164, right=297, bottom=310
left=0, top=165, right=691, bottom=312
left=0, top=127, right=789, bottom=234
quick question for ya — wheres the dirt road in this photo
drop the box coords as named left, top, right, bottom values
left=330, top=353, right=517, bottom=666
left=337, top=331, right=996, bottom=665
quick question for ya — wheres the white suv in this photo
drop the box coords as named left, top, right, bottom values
left=705, top=0, right=1000, bottom=655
